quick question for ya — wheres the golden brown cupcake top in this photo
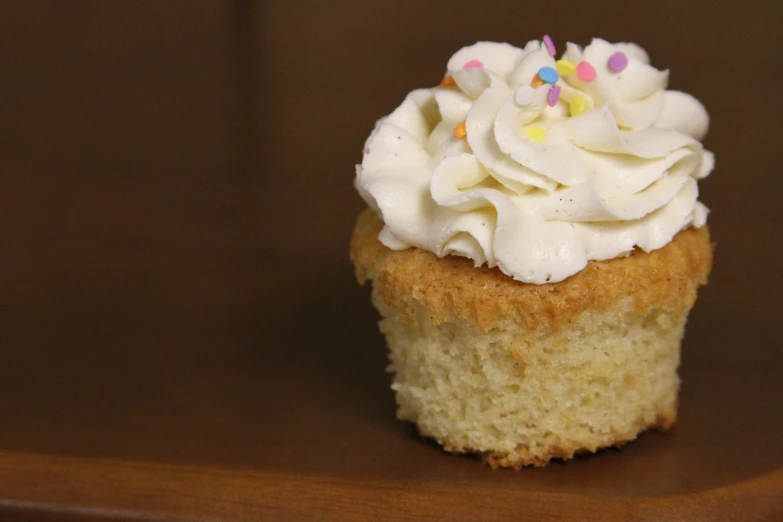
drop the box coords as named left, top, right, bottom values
left=351, top=209, right=712, bottom=331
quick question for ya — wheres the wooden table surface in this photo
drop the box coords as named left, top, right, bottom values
left=1, top=2, right=782, bottom=520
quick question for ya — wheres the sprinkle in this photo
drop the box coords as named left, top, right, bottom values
left=555, top=59, right=576, bottom=76
left=531, top=74, right=546, bottom=88
left=526, top=125, right=547, bottom=142
left=440, top=75, right=456, bottom=87
left=543, top=35, right=556, bottom=56
left=547, top=85, right=561, bottom=107
left=576, top=61, right=596, bottom=82
left=570, top=94, right=587, bottom=116
left=514, top=85, right=536, bottom=106
left=463, top=59, right=483, bottom=70
left=538, top=66, right=559, bottom=84
left=453, top=120, right=467, bottom=139
left=607, top=52, right=628, bottom=72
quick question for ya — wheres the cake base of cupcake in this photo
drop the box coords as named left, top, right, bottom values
left=351, top=209, right=712, bottom=468
left=374, top=291, right=679, bottom=468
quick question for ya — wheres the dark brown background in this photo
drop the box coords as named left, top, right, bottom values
left=0, top=1, right=781, bottom=520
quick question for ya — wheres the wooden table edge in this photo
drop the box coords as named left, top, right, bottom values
left=0, top=451, right=781, bottom=521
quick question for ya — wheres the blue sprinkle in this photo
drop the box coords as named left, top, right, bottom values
left=538, top=66, right=559, bottom=84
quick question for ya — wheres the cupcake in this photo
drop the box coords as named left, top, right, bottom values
left=350, top=37, right=714, bottom=468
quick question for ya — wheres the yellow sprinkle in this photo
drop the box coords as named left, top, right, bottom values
left=453, top=120, right=467, bottom=139
left=525, top=125, right=546, bottom=142
left=570, top=94, right=587, bottom=116
left=440, top=75, right=456, bottom=88
left=555, top=59, right=576, bottom=76
left=531, top=74, right=546, bottom=88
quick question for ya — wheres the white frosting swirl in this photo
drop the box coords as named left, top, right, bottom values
left=355, top=38, right=714, bottom=284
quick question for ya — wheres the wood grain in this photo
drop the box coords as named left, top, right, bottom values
left=1, top=452, right=782, bottom=521
left=0, top=1, right=781, bottom=520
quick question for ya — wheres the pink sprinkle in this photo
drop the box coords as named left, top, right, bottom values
left=576, top=61, right=596, bottom=82
left=547, top=85, right=561, bottom=107
left=607, top=52, right=628, bottom=72
left=463, top=59, right=484, bottom=70
left=543, top=35, right=556, bottom=56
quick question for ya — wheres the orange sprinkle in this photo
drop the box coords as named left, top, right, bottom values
left=440, top=75, right=456, bottom=88
left=531, top=74, right=546, bottom=88
left=453, top=120, right=467, bottom=139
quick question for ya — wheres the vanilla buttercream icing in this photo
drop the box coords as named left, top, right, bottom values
left=355, top=38, right=713, bottom=284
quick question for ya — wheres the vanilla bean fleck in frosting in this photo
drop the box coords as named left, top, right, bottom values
left=355, top=37, right=713, bottom=284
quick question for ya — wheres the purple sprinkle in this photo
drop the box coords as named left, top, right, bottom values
left=543, top=34, right=556, bottom=56
left=547, top=85, right=561, bottom=107
left=608, top=52, right=628, bottom=72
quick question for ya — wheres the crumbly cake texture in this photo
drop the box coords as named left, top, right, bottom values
left=351, top=209, right=713, bottom=468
